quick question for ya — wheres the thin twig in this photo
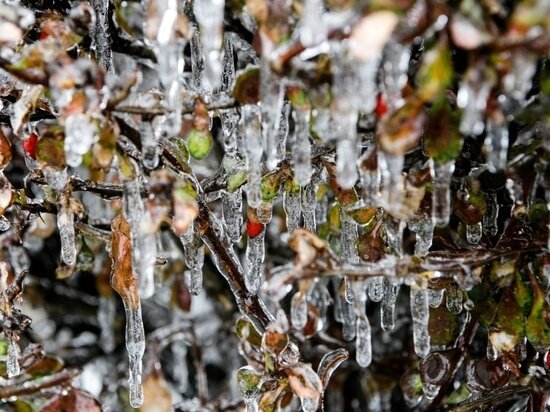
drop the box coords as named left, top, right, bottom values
left=0, top=368, right=81, bottom=399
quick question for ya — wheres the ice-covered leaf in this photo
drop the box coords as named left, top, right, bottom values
left=109, top=213, right=139, bottom=309
left=377, top=97, right=425, bottom=155
left=233, top=66, right=260, bottom=105
left=416, top=40, right=453, bottom=102
left=424, top=95, right=462, bottom=163
left=489, top=287, right=524, bottom=353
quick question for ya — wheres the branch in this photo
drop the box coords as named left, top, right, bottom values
left=450, top=385, right=533, bottom=412
left=0, top=368, right=81, bottom=399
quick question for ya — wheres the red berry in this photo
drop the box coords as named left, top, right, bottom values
left=247, top=219, right=264, bottom=239
left=23, top=133, right=38, bottom=159
left=39, top=31, right=49, bottom=41
left=544, top=350, right=550, bottom=369
left=375, top=93, right=389, bottom=119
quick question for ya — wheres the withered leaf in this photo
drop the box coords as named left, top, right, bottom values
left=110, top=213, right=139, bottom=309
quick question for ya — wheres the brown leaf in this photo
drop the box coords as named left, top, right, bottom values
left=289, top=229, right=329, bottom=269
left=110, top=214, right=139, bottom=309
left=286, top=362, right=323, bottom=400
left=377, top=97, right=425, bottom=155
left=141, top=369, right=172, bottom=412
left=0, top=129, right=11, bottom=171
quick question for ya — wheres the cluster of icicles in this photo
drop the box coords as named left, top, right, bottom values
left=4, top=0, right=540, bottom=408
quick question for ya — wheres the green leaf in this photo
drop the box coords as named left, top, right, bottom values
left=237, top=366, right=262, bottom=397
left=187, top=129, right=213, bottom=160
left=424, top=95, right=462, bottom=163
left=416, top=40, right=453, bottom=102
left=489, top=287, right=525, bottom=352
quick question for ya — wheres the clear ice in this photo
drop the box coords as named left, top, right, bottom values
left=410, top=284, right=430, bottom=357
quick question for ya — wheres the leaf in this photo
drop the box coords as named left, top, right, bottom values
left=286, top=362, right=322, bottom=401
left=187, top=129, right=213, bottom=159
left=10, top=85, right=44, bottom=135
left=424, top=95, right=463, bottom=163
left=317, top=348, right=348, bottom=389
left=235, top=317, right=263, bottom=347
left=416, top=40, right=453, bottom=102
left=109, top=213, right=139, bottom=309
left=377, top=97, right=426, bottom=155
left=42, top=389, right=102, bottom=412
left=428, top=304, right=460, bottom=346
left=288, top=229, right=329, bottom=269
left=525, top=273, right=550, bottom=349
left=35, top=124, right=66, bottom=171
left=171, top=181, right=199, bottom=235
left=236, top=366, right=262, bottom=397
left=232, top=66, right=260, bottom=105
left=0, top=172, right=14, bottom=216
left=489, top=287, right=525, bottom=353
left=140, top=369, right=172, bottom=412
left=0, top=128, right=12, bottom=171
left=258, top=379, right=290, bottom=412
left=350, top=11, right=399, bottom=60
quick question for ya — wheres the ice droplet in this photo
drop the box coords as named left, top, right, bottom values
left=123, top=301, right=145, bottom=408
left=242, top=105, right=263, bottom=208
left=466, top=222, right=482, bottom=245
left=427, top=288, right=445, bottom=308
left=422, top=383, right=440, bottom=400
left=291, top=291, right=308, bottom=329
left=245, top=228, right=265, bottom=293
left=410, top=284, right=430, bottom=357
left=381, top=277, right=399, bottom=332
left=222, top=189, right=243, bottom=242
left=408, top=213, right=435, bottom=257
left=368, top=277, right=384, bottom=302
left=58, top=200, right=76, bottom=266
left=292, top=108, right=313, bottom=186
left=139, top=121, right=159, bottom=170
left=486, top=339, right=498, bottom=360
left=64, top=114, right=97, bottom=168
left=98, top=296, right=116, bottom=353
left=283, top=188, right=302, bottom=234
left=7, top=337, right=20, bottom=378
left=485, top=120, right=509, bottom=173
left=430, top=160, right=454, bottom=227
left=446, top=286, right=463, bottom=314
left=356, top=314, right=372, bottom=367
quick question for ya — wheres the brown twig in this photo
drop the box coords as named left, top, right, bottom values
left=0, top=368, right=81, bottom=399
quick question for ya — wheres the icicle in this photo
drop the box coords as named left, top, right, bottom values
left=410, top=284, right=430, bottom=357
left=356, top=314, right=372, bottom=367
left=408, top=213, right=435, bottom=257
left=430, top=160, right=454, bottom=227
left=485, top=120, right=509, bottom=172
left=299, top=0, right=326, bottom=46
left=368, top=277, right=384, bottom=302
left=190, top=28, right=207, bottom=93
left=64, top=114, right=97, bottom=168
left=91, top=0, right=113, bottom=72
left=291, top=292, right=308, bottom=329
left=482, top=192, right=499, bottom=237
left=502, top=51, right=537, bottom=104
left=427, top=288, right=444, bottom=308
left=381, top=277, right=399, bottom=332
left=344, top=277, right=354, bottom=304
left=301, top=178, right=317, bottom=232
left=194, top=0, right=225, bottom=91
left=172, top=341, right=189, bottom=392
left=7, top=336, right=20, bottom=378
left=139, top=121, right=159, bottom=170
left=184, top=236, right=205, bottom=295
left=242, top=105, right=263, bottom=208
left=359, top=147, right=380, bottom=208
left=446, top=286, right=463, bottom=314
left=8, top=245, right=30, bottom=275
left=378, top=151, right=404, bottom=214
left=98, top=296, right=116, bottom=353
left=261, top=60, right=285, bottom=170
left=341, top=212, right=359, bottom=263
left=283, top=188, right=301, bottom=234
left=221, top=36, right=236, bottom=94
left=221, top=110, right=240, bottom=153
left=123, top=300, right=145, bottom=408
left=245, top=228, right=265, bottom=293
left=382, top=41, right=410, bottom=111
left=292, top=108, right=313, bottom=186
left=58, top=199, right=76, bottom=266
left=341, top=298, right=356, bottom=341
left=457, top=71, right=491, bottom=136
left=276, top=100, right=291, bottom=162
left=466, top=222, right=482, bottom=245
left=222, top=189, right=243, bottom=242
left=331, top=47, right=360, bottom=188
left=157, top=40, right=184, bottom=136
left=385, top=217, right=405, bottom=257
